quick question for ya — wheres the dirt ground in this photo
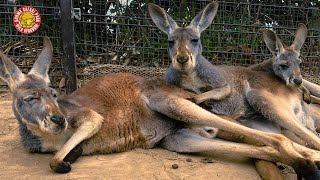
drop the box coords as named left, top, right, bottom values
left=0, top=92, right=296, bottom=180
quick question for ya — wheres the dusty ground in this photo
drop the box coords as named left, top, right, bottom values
left=0, top=93, right=295, bottom=180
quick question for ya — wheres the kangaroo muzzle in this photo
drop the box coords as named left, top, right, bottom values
left=175, top=43, right=191, bottom=65
left=177, top=56, right=189, bottom=64
left=293, top=70, right=303, bottom=86
left=293, top=77, right=303, bottom=86
left=50, top=114, right=66, bottom=127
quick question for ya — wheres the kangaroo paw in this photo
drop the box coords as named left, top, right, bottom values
left=63, top=144, right=83, bottom=164
left=303, top=92, right=312, bottom=104
left=292, top=158, right=320, bottom=180
left=50, top=160, right=71, bottom=173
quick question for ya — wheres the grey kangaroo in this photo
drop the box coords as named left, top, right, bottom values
left=250, top=24, right=320, bottom=105
left=149, top=1, right=320, bottom=177
left=3, top=37, right=320, bottom=179
left=149, top=0, right=320, bottom=146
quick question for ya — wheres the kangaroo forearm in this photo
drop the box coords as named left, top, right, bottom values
left=194, top=85, right=231, bottom=104
left=303, top=79, right=320, bottom=97
left=310, top=95, right=320, bottom=105
left=50, top=110, right=103, bottom=172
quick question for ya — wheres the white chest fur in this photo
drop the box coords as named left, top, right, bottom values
left=180, top=72, right=206, bottom=94
left=27, top=124, right=74, bottom=152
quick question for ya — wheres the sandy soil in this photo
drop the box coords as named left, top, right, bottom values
left=0, top=92, right=295, bottom=179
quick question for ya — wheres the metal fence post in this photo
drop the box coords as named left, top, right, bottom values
left=60, top=0, right=77, bottom=94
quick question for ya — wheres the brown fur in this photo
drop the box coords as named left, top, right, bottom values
left=1, top=22, right=320, bottom=180
left=149, top=2, right=320, bottom=179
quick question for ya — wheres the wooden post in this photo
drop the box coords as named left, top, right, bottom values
left=60, top=0, right=77, bottom=94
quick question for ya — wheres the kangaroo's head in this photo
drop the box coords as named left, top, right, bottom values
left=262, top=24, right=308, bottom=87
left=148, top=2, right=218, bottom=72
left=0, top=37, right=67, bottom=135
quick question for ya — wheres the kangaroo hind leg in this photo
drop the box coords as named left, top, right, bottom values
left=161, top=128, right=283, bottom=161
left=245, top=88, right=320, bottom=150
left=147, top=94, right=320, bottom=179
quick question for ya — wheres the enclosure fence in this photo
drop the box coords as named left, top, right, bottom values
left=0, top=0, right=319, bottom=93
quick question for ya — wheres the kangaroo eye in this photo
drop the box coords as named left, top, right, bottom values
left=191, top=39, right=199, bottom=43
left=168, top=40, right=175, bottom=47
left=280, top=64, right=288, bottom=70
left=23, top=96, right=38, bottom=102
left=191, top=39, right=199, bottom=46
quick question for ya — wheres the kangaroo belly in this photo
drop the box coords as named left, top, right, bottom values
left=67, top=73, right=188, bottom=155
left=238, top=114, right=281, bottom=133
left=80, top=107, right=178, bottom=155
left=294, top=101, right=316, bottom=132
left=204, top=91, right=247, bottom=116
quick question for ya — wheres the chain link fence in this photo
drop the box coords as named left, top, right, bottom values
left=0, top=0, right=319, bottom=92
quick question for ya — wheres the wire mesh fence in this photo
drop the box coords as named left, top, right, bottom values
left=0, top=0, right=63, bottom=90
left=0, top=0, right=319, bottom=92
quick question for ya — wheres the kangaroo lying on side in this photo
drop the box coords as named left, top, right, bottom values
left=3, top=38, right=320, bottom=178
left=149, top=2, right=320, bottom=179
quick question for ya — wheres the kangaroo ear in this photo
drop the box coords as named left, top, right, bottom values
left=29, top=36, right=53, bottom=84
left=0, top=51, right=24, bottom=91
left=261, top=29, right=284, bottom=56
left=290, top=23, right=307, bottom=52
left=190, top=1, right=219, bottom=33
left=0, top=51, right=11, bottom=83
left=148, top=3, right=178, bottom=35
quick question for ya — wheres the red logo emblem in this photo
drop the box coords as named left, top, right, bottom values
left=13, top=6, right=41, bottom=34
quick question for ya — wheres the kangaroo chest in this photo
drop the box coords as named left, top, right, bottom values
left=180, top=72, right=207, bottom=94
left=28, top=125, right=74, bottom=152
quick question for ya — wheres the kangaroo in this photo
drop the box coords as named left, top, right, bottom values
left=249, top=26, right=320, bottom=149
left=147, top=3, right=286, bottom=179
left=250, top=24, right=320, bottom=105
left=3, top=38, right=320, bottom=178
left=149, top=1, right=320, bottom=177
left=150, top=0, right=320, bottom=147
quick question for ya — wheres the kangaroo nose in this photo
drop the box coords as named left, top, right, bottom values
left=293, top=78, right=302, bottom=86
left=177, top=56, right=188, bottom=64
left=50, top=115, right=65, bottom=126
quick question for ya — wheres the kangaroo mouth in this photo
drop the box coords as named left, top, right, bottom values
left=43, top=116, right=68, bottom=135
left=288, top=77, right=301, bottom=87
left=172, top=56, right=194, bottom=71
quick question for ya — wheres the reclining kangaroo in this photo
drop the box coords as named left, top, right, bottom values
left=149, top=3, right=320, bottom=178
left=149, top=2, right=320, bottom=178
left=250, top=25, right=320, bottom=146
left=3, top=38, right=320, bottom=178
left=249, top=24, right=320, bottom=105
left=149, top=1, right=320, bottom=150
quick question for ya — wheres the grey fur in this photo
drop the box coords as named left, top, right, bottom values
left=1, top=5, right=320, bottom=179
left=1, top=35, right=319, bottom=179
left=149, top=1, right=320, bottom=151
